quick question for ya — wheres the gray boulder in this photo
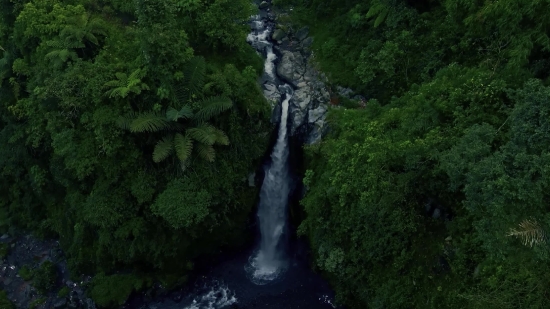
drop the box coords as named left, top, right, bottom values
left=272, top=29, right=286, bottom=41
left=294, top=26, right=309, bottom=41
left=259, top=1, right=269, bottom=9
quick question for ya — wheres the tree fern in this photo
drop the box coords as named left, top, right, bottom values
left=129, top=112, right=169, bottom=133
left=153, top=136, right=174, bottom=163
left=507, top=218, right=547, bottom=247
left=182, top=56, right=206, bottom=99
left=194, top=96, right=233, bottom=122
left=188, top=124, right=217, bottom=145
left=104, top=68, right=149, bottom=98
left=195, top=143, right=215, bottom=162
left=174, top=133, right=193, bottom=163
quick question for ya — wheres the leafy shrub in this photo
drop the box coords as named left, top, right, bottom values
left=57, top=286, right=70, bottom=298
left=33, top=261, right=57, bottom=293
left=0, top=290, right=15, bottom=309
left=0, top=243, right=8, bottom=259
left=89, top=273, right=145, bottom=308
left=17, top=265, right=33, bottom=281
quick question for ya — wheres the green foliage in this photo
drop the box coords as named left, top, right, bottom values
left=104, top=68, right=150, bottom=99
left=0, top=0, right=271, bottom=297
left=0, top=290, right=15, bottom=309
left=27, top=297, right=46, bottom=309
left=283, top=0, right=550, bottom=303
left=0, top=243, right=8, bottom=259
left=151, top=178, right=211, bottom=230
left=18, top=265, right=33, bottom=281
left=33, top=261, right=57, bottom=293
left=57, top=286, right=70, bottom=298
left=89, top=273, right=146, bottom=308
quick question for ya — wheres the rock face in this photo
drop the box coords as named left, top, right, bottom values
left=248, top=4, right=329, bottom=144
left=0, top=233, right=96, bottom=309
left=275, top=48, right=329, bottom=144
left=259, top=1, right=270, bottom=9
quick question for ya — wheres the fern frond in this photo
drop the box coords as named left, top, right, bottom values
left=174, top=133, right=193, bottom=162
left=129, top=112, right=169, bottom=133
left=183, top=56, right=206, bottom=98
left=116, top=112, right=137, bottom=131
left=213, top=128, right=229, bottom=145
left=129, top=68, right=146, bottom=82
left=85, top=32, right=99, bottom=45
left=153, top=136, right=174, bottom=163
left=166, top=105, right=193, bottom=121
left=187, top=124, right=216, bottom=145
left=194, top=96, right=233, bottom=121
left=507, top=218, right=547, bottom=247
left=115, top=72, right=127, bottom=82
left=195, top=143, right=215, bottom=162
left=172, top=82, right=188, bottom=105
left=366, top=3, right=385, bottom=19
left=374, top=8, right=389, bottom=28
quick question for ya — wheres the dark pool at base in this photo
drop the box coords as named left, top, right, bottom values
left=131, top=239, right=336, bottom=309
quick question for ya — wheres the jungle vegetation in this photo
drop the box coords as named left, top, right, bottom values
left=2, top=0, right=550, bottom=308
left=274, top=0, right=550, bottom=308
left=0, top=0, right=271, bottom=305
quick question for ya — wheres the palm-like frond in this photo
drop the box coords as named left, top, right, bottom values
left=187, top=124, right=217, bottom=145
left=194, top=96, right=233, bottom=122
left=116, top=112, right=138, bottom=130
left=174, top=133, right=193, bottom=162
left=213, top=128, right=230, bottom=145
left=104, top=68, right=149, bottom=98
left=173, top=83, right=188, bottom=105
left=129, top=112, right=169, bottom=133
left=507, top=218, right=547, bottom=247
left=195, top=143, right=215, bottom=162
left=183, top=56, right=206, bottom=99
left=166, top=105, right=193, bottom=122
left=153, top=136, right=174, bottom=163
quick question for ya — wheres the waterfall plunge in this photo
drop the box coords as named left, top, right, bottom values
left=246, top=93, right=292, bottom=285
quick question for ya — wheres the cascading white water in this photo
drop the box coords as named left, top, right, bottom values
left=181, top=282, right=237, bottom=309
left=246, top=92, right=292, bottom=285
left=244, top=9, right=293, bottom=286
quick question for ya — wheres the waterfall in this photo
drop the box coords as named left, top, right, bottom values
left=244, top=11, right=293, bottom=285
left=247, top=93, right=291, bottom=284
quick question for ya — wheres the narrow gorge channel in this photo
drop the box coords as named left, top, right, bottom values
left=137, top=1, right=337, bottom=309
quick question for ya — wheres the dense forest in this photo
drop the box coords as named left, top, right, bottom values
left=0, top=0, right=272, bottom=306
left=1, top=0, right=550, bottom=308
left=275, top=0, right=550, bottom=308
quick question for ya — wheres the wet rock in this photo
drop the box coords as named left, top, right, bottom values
left=337, top=86, right=354, bottom=98
left=259, top=1, right=269, bottom=9
left=301, top=37, right=313, bottom=50
left=272, top=29, right=286, bottom=41
left=248, top=173, right=256, bottom=187
left=294, top=26, right=309, bottom=41
left=308, top=105, right=327, bottom=124
left=54, top=297, right=67, bottom=308
left=276, top=51, right=305, bottom=87
left=432, top=208, right=441, bottom=219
